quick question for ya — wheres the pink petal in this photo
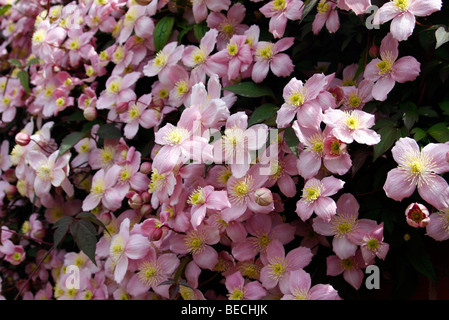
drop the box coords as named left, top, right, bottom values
left=383, top=168, right=416, bottom=201
left=372, top=76, right=395, bottom=101
left=125, top=234, right=151, bottom=260
left=409, top=0, right=442, bottom=16
left=314, top=197, right=337, bottom=222
left=392, top=56, right=420, bottom=83
left=391, top=12, right=416, bottom=41
left=332, top=236, right=358, bottom=260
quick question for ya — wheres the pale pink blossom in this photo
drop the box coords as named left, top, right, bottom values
left=126, top=246, right=180, bottom=298
left=26, top=150, right=71, bottom=198
left=191, top=0, right=231, bottom=24
left=426, top=207, right=449, bottom=241
left=338, top=0, right=371, bottom=15
left=348, top=223, right=390, bottom=265
left=296, top=176, right=345, bottom=222
left=260, top=239, right=313, bottom=292
left=109, top=218, right=151, bottom=283
left=259, top=0, right=304, bottom=38
left=322, top=109, right=381, bottom=145
left=363, top=33, right=420, bottom=101
left=281, top=268, right=340, bottom=300
left=119, top=94, right=159, bottom=139
left=383, top=137, right=449, bottom=210
left=143, top=42, right=184, bottom=77
left=225, top=271, right=267, bottom=300
left=374, top=0, right=442, bottom=41
left=187, top=185, right=231, bottom=229
left=326, top=250, right=366, bottom=290
left=252, top=37, right=295, bottom=83
left=313, top=193, right=377, bottom=259
left=312, top=0, right=340, bottom=35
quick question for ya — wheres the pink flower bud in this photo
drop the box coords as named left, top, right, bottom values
left=115, top=101, right=129, bottom=114
left=128, top=193, right=143, bottom=209
left=4, top=184, right=17, bottom=197
left=369, top=44, right=379, bottom=58
left=141, top=191, right=151, bottom=203
left=83, top=106, right=97, bottom=121
left=254, top=187, right=273, bottom=206
left=140, top=162, right=152, bottom=174
left=100, top=212, right=113, bottom=226
left=15, top=132, right=30, bottom=146
left=141, top=204, right=153, bottom=217
left=405, top=203, right=430, bottom=228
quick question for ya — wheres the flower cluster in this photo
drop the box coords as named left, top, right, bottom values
left=0, top=0, right=447, bottom=301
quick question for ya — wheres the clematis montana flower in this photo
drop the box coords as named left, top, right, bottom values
left=383, top=137, right=449, bottom=209
left=374, top=0, right=442, bottom=41
left=363, top=33, right=420, bottom=101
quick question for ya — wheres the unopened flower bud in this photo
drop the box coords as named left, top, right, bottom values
left=15, top=132, right=30, bottom=146
left=141, top=191, right=151, bottom=203
left=100, top=212, right=113, bottom=226
left=128, top=193, right=143, bottom=209
left=254, top=187, right=273, bottom=206
left=141, top=203, right=153, bottom=217
left=140, top=162, right=152, bottom=174
left=4, top=184, right=17, bottom=197
left=115, top=101, right=129, bottom=114
left=83, top=106, right=97, bottom=121
left=369, top=44, right=379, bottom=58
left=405, top=203, right=430, bottom=228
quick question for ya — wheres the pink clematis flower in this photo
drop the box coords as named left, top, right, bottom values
left=225, top=271, right=267, bottom=300
left=383, top=137, right=449, bottom=210
left=109, top=218, right=151, bottom=283
left=259, top=0, right=304, bottom=38
left=326, top=250, right=366, bottom=290
left=252, top=37, right=295, bottom=83
left=313, top=193, right=377, bottom=259
left=213, top=111, right=268, bottom=179
left=206, top=3, right=248, bottom=50
left=312, top=0, right=340, bottom=35
left=276, top=73, right=333, bottom=129
left=374, top=0, right=442, bottom=41
left=260, top=239, right=313, bottom=292
left=281, top=268, right=341, bottom=300
left=119, top=94, right=159, bottom=139
left=322, top=109, right=381, bottom=145
left=126, top=246, right=180, bottom=298
left=338, top=0, right=371, bottom=15
left=26, top=150, right=71, bottom=198
left=169, top=225, right=221, bottom=270
left=209, top=34, right=252, bottom=81
left=187, top=185, right=231, bottom=229
left=0, top=240, right=25, bottom=265
left=348, top=222, right=389, bottom=265
left=363, top=33, right=420, bottom=101
left=191, top=0, right=231, bottom=24
left=426, top=207, right=449, bottom=241
left=296, top=176, right=345, bottom=222
left=82, top=165, right=123, bottom=212
left=117, top=4, right=155, bottom=44
left=142, top=42, right=184, bottom=78
left=404, top=202, right=430, bottom=228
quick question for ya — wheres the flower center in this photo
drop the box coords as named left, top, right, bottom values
left=188, top=187, right=206, bottom=206
left=347, top=93, right=361, bottom=109
left=227, top=43, right=239, bottom=56
left=257, top=43, right=274, bottom=60
left=377, top=59, right=393, bottom=75
left=192, top=49, right=206, bottom=65
left=272, top=0, right=286, bottom=11
left=317, top=0, right=331, bottom=13
left=229, top=288, right=244, bottom=300
left=128, top=105, right=140, bottom=120
left=154, top=51, right=167, bottom=67
left=36, top=164, right=53, bottom=181
left=393, top=0, right=409, bottom=11
left=366, top=238, right=379, bottom=251
left=288, top=92, right=305, bottom=107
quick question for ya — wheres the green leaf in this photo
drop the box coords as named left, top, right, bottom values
left=373, top=126, right=398, bottom=162
left=58, top=131, right=86, bottom=158
left=439, top=101, right=449, bottom=116
left=193, top=23, right=209, bottom=42
left=154, top=16, right=175, bottom=52
left=52, top=216, right=73, bottom=248
left=248, top=103, right=279, bottom=126
left=76, top=212, right=110, bottom=235
left=283, top=126, right=300, bottom=156
left=17, top=70, right=30, bottom=95
left=411, top=127, right=427, bottom=141
left=97, top=123, right=122, bottom=140
left=223, top=82, right=275, bottom=98
left=427, top=122, right=449, bottom=143
left=418, top=106, right=439, bottom=118
left=8, top=58, right=22, bottom=67
left=0, top=4, right=11, bottom=15
left=299, top=0, right=319, bottom=25
left=26, top=57, right=41, bottom=66
left=435, top=26, right=449, bottom=49
left=401, top=102, right=419, bottom=130
left=70, top=219, right=98, bottom=265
